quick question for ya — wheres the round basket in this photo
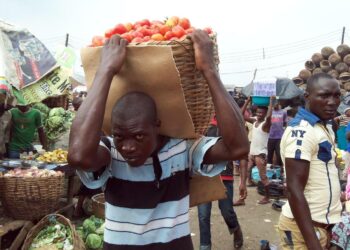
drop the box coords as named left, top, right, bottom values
left=343, top=54, right=350, bottom=66
left=328, top=69, right=340, bottom=79
left=304, top=60, right=316, bottom=71
left=22, top=214, right=85, bottom=250
left=321, top=46, right=335, bottom=59
left=339, top=72, right=350, bottom=83
left=344, top=82, right=350, bottom=92
left=312, top=68, right=323, bottom=75
left=337, top=44, right=350, bottom=58
left=320, top=60, right=332, bottom=72
left=329, top=53, right=342, bottom=66
left=335, top=62, right=349, bottom=74
left=0, top=175, right=65, bottom=220
left=92, top=193, right=105, bottom=219
left=292, top=76, right=304, bottom=85
left=299, top=69, right=311, bottom=81
left=311, top=53, right=323, bottom=66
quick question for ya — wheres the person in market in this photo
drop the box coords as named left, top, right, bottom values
left=0, top=102, right=12, bottom=159
left=278, top=73, right=342, bottom=250
left=197, top=115, right=246, bottom=250
left=334, top=107, right=350, bottom=151
left=8, top=101, right=47, bottom=159
left=233, top=97, right=251, bottom=206
left=267, top=99, right=287, bottom=178
left=241, top=95, right=274, bottom=204
left=68, top=31, right=249, bottom=250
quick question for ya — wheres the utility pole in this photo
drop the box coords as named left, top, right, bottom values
left=263, top=48, right=266, bottom=60
left=65, top=33, right=69, bottom=47
left=341, top=27, right=345, bottom=45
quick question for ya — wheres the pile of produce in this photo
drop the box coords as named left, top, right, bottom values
left=76, top=216, right=105, bottom=250
left=29, top=222, right=73, bottom=250
left=33, top=103, right=74, bottom=143
left=293, top=44, right=350, bottom=92
left=1, top=167, right=63, bottom=178
left=90, top=16, right=213, bottom=46
left=46, top=108, right=74, bottom=142
left=37, top=149, right=68, bottom=163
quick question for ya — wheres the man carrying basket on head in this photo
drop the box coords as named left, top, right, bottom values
left=68, top=30, right=249, bottom=250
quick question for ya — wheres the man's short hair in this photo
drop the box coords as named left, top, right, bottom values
left=306, top=73, right=335, bottom=93
left=256, top=106, right=268, bottom=111
left=112, top=92, right=157, bottom=124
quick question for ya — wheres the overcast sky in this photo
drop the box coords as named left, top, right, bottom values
left=1, top=0, right=350, bottom=86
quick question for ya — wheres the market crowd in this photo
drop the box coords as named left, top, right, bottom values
left=1, top=31, right=350, bottom=250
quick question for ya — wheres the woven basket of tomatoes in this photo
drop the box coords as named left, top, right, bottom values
left=85, top=17, right=218, bottom=137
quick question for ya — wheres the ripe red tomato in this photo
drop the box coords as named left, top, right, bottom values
left=164, top=31, right=175, bottom=40
left=92, top=36, right=105, bottom=46
left=151, top=33, right=165, bottom=41
left=159, top=25, right=171, bottom=35
left=138, top=27, right=153, bottom=37
left=137, top=19, right=151, bottom=27
left=185, top=27, right=195, bottom=34
left=172, top=25, right=186, bottom=38
left=113, top=24, right=127, bottom=35
left=125, top=22, right=133, bottom=31
left=105, top=28, right=114, bottom=38
left=203, top=27, right=213, bottom=34
left=132, top=31, right=144, bottom=38
left=120, top=33, right=134, bottom=42
left=143, top=36, right=151, bottom=42
left=178, top=18, right=191, bottom=30
left=131, top=37, right=143, bottom=43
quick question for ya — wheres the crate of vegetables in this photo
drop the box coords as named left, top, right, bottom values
left=81, top=16, right=218, bottom=138
left=0, top=167, right=65, bottom=220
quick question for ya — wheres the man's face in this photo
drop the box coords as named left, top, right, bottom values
left=111, top=116, right=159, bottom=167
left=256, top=108, right=267, bottom=121
left=17, top=105, right=29, bottom=113
left=305, top=78, right=341, bottom=121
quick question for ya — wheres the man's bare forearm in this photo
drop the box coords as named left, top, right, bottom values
left=288, top=190, right=322, bottom=250
left=204, top=69, right=249, bottom=157
left=69, top=68, right=114, bottom=165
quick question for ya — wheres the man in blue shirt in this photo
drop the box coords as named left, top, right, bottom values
left=68, top=31, right=249, bottom=250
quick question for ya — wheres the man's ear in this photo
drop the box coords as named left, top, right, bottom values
left=304, top=91, right=309, bottom=100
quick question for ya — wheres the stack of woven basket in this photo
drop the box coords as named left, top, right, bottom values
left=293, top=44, right=350, bottom=93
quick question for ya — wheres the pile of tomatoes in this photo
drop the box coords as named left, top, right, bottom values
left=90, top=16, right=213, bottom=47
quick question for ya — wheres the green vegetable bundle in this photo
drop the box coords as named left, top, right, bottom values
left=76, top=215, right=104, bottom=250
left=45, top=108, right=75, bottom=142
left=29, top=222, right=73, bottom=250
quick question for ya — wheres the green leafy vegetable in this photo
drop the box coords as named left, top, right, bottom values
left=85, top=233, right=103, bottom=249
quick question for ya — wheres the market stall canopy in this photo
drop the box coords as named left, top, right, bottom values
left=0, top=20, right=57, bottom=89
left=241, top=77, right=303, bottom=99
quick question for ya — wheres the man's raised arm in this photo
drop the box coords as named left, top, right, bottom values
left=189, top=30, right=249, bottom=164
left=68, top=36, right=128, bottom=171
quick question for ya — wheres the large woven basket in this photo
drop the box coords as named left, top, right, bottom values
left=22, top=213, right=85, bottom=250
left=92, top=193, right=105, bottom=219
left=82, top=35, right=219, bottom=137
left=0, top=175, right=65, bottom=220
left=132, top=36, right=219, bottom=135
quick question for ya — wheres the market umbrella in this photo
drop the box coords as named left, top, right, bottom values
left=241, top=77, right=303, bottom=99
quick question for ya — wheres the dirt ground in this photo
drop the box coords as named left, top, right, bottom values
left=189, top=176, right=283, bottom=250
